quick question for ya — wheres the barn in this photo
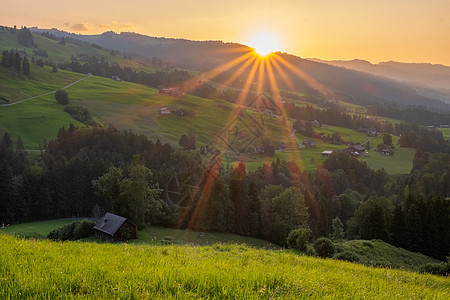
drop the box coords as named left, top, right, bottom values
left=94, top=213, right=138, bottom=242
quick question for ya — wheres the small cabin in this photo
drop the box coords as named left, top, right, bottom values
left=94, top=213, right=137, bottom=242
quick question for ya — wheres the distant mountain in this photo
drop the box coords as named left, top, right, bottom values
left=27, top=27, right=450, bottom=112
left=309, top=58, right=450, bottom=90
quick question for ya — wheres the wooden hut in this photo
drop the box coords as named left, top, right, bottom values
left=94, top=213, right=137, bottom=242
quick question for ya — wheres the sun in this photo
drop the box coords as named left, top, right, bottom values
left=248, top=32, right=281, bottom=57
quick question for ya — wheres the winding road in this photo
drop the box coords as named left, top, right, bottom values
left=1, top=74, right=91, bottom=107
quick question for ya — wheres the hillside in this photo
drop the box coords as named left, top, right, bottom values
left=28, top=27, right=450, bottom=112
left=0, top=234, right=448, bottom=299
left=0, top=63, right=416, bottom=175
left=0, top=26, right=157, bottom=73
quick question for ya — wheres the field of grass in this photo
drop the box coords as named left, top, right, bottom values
left=0, top=234, right=448, bottom=299
left=0, top=65, right=86, bottom=148
left=438, top=128, right=450, bottom=141
left=336, top=240, right=439, bottom=270
left=0, top=219, right=78, bottom=236
left=136, top=227, right=277, bottom=249
left=0, top=219, right=277, bottom=250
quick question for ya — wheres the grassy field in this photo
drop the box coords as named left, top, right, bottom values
left=136, top=227, right=277, bottom=249
left=0, top=219, right=277, bottom=250
left=0, top=219, right=78, bottom=236
left=438, top=128, right=450, bottom=141
left=336, top=240, right=439, bottom=270
left=0, top=234, right=448, bottom=299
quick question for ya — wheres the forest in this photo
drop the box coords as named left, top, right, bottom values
left=0, top=124, right=448, bottom=260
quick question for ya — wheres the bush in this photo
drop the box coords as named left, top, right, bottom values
left=64, top=104, right=94, bottom=124
left=287, top=228, right=311, bottom=251
left=314, top=237, right=335, bottom=258
left=47, top=220, right=95, bottom=241
left=55, top=89, right=68, bottom=105
left=334, top=251, right=359, bottom=262
left=73, top=220, right=96, bottom=240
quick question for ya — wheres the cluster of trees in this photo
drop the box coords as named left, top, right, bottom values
left=286, top=104, right=386, bottom=132
left=179, top=132, right=196, bottom=150
left=17, top=27, right=36, bottom=47
left=57, top=60, right=192, bottom=89
left=0, top=124, right=448, bottom=259
left=368, top=104, right=450, bottom=127
left=1, top=50, right=30, bottom=75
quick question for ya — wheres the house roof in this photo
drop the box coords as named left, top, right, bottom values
left=351, top=144, right=366, bottom=152
left=94, top=213, right=127, bottom=236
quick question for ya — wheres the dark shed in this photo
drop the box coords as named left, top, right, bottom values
left=94, top=212, right=138, bottom=242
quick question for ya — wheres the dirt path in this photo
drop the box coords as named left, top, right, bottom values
left=1, top=74, right=91, bottom=107
left=361, top=134, right=381, bottom=145
left=289, top=120, right=304, bottom=149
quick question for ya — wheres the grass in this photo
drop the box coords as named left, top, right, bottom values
left=336, top=239, right=440, bottom=270
left=135, top=227, right=277, bottom=249
left=0, top=234, right=448, bottom=299
left=438, top=128, right=450, bottom=141
left=0, top=219, right=79, bottom=237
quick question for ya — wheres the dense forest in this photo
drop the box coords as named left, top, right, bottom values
left=0, top=125, right=448, bottom=260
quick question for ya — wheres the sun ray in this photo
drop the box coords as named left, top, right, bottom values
left=179, top=51, right=255, bottom=95
left=219, top=55, right=258, bottom=89
left=272, top=53, right=341, bottom=101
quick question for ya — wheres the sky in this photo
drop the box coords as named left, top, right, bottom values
left=2, top=0, right=450, bottom=65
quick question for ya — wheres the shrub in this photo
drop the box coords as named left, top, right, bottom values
left=287, top=228, right=311, bottom=251
left=64, top=104, right=94, bottom=124
left=73, top=220, right=96, bottom=240
left=55, top=89, right=68, bottom=105
left=334, top=251, right=359, bottom=262
left=314, top=237, right=335, bottom=258
left=47, top=220, right=95, bottom=241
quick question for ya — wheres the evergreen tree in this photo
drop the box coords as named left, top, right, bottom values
left=22, top=56, right=30, bottom=75
left=14, top=51, right=21, bottom=71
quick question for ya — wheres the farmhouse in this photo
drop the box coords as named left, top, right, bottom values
left=349, top=144, right=366, bottom=153
left=94, top=212, right=137, bottom=242
left=302, top=139, right=316, bottom=148
left=381, top=149, right=393, bottom=156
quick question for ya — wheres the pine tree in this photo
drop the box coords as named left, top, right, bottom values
left=22, top=56, right=30, bottom=75
left=14, top=52, right=21, bottom=71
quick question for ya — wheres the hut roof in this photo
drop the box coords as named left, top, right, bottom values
left=94, top=213, right=127, bottom=236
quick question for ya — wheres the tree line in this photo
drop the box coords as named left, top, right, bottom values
left=0, top=125, right=448, bottom=259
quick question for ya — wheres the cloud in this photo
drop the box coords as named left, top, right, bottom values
left=97, top=21, right=134, bottom=31
left=70, top=23, right=90, bottom=32
left=63, top=22, right=70, bottom=27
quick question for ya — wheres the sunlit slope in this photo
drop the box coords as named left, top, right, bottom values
left=1, top=63, right=291, bottom=151
left=0, top=235, right=448, bottom=299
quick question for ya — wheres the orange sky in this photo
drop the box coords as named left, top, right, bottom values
left=2, top=0, right=450, bottom=65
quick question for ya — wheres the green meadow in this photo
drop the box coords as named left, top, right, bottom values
left=0, top=234, right=448, bottom=299
left=438, top=128, right=450, bottom=141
